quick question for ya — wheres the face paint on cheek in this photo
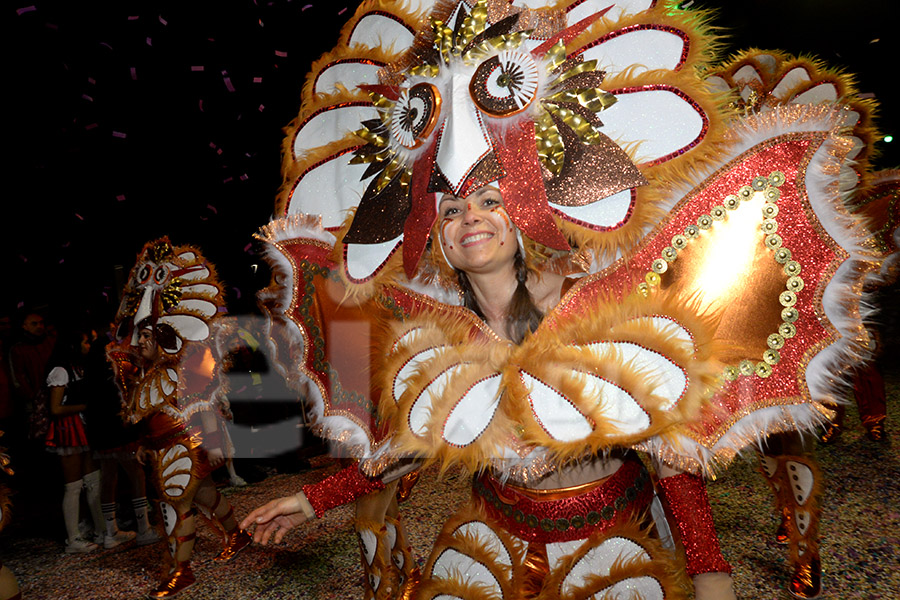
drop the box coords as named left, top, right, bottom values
left=439, top=219, right=453, bottom=249
left=493, top=208, right=513, bottom=246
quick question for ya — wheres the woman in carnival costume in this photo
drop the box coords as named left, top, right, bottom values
left=44, top=326, right=108, bottom=553
left=107, top=238, right=251, bottom=599
left=243, top=1, right=879, bottom=598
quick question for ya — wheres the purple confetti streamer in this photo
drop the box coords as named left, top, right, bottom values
left=302, top=4, right=312, bottom=11
left=16, top=6, right=37, bottom=15
left=116, top=194, right=126, bottom=201
left=158, top=15, right=167, bottom=25
left=85, top=123, right=98, bottom=130
left=130, top=67, right=137, bottom=80
left=191, top=65, right=205, bottom=72
left=207, top=204, right=218, bottom=214
left=243, top=242, right=253, bottom=252
left=222, top=71, right=235, bottom=92
left=275, top=50, right=287, bottom=57
left=112, top=131, right=127, bottom=138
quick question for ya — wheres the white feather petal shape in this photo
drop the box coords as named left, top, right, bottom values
left=790, top=82, right=838, bottom=105
left=562, top=536, right=651, bottom=595
left=594, top=577, right=663, bottom=600
left=175, top=299, right=217, bottom=317
left=292, top=104, right=379, bottom=159
left=161, top=368, right=178, bottom=396
left=451, top=521, right=512, bottom=566
left=577, top=370, right=650, bottom=435
left=180, top=283, right=219, bottom=297
left=550, top=189, right=633, bottom=230
left=178, top=266, right=209, bottom=281
left=164, top=474, right=191, bottom=497
left=521, top=371, right=594, bottom=442
left=408, top=364, right=467, bottom=437
left=442, top=374, right=502, bottom=447
left=344, top=237, right=402, bottom=282
left=772, top=66, right=812, bottom=100
left=161, top=456, right=192, bottom=479
left=313, top=60, right=384, bottom=95
left=577, top=26, right=688, bottom=76
left=563, top=0, right=654, bottom=24
left=583, top=342, right=687, bottom=410
left=159, top=314, right=210, bottom=342
left=347, top=13, right=415, bottom=51
left=431, top=548, right=502, bottom=592
left=394, top=346, right=445, bottom=403
left=602, top=88, right=706, bottom=164
left=287, top=153, right=371, bottom=228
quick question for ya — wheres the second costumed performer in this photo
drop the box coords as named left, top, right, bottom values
left=108, top=238, right=251, bottom=599
left=243, top=1, right=877, bottom=599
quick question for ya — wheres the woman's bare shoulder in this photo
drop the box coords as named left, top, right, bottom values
left=530, top=270, right=568, bottom=312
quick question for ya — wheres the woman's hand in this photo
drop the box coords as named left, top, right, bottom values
left=207, top=447, right=226, bottom=469
left=134, top=447, right=152, bottom=466
left=239, top=494, right=312, bottom=545
left=693, top=572, right=737, bottom=600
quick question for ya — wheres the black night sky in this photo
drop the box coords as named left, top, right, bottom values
left=5, top=0, right=897, bottom=328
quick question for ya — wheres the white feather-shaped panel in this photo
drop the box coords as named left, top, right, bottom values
left=583, top=341, right=687, bottom=409
left=178, top=266, right=209, bottom=281
left=348, top=12, right=416, bottom=51
left=393, top=346, right=445, bottom=403
left=602, top=88, right=706, bottom=164
left=313, top=60, right=384, bottom=95
left=576, top=370, right=650, bottom=435
left=561, top=536, right=651, bottom=595
left=550, top=189, right=633, bottom=229
left=442, top=374, right=503, bottom=447
left=345, top=237, right=403, bottom=282
left=159, top=314, right=210, bottom=343
left=521, top=371, right=594, bottom=441
left=431, top=548, right=502, bottom=592
left=576, top=27, right=688, bottom=76
left=452, top=521, right=512, bottom=566
left=287, top=155, right=371, bottom=227
left=293, top=104, right=379, bottom=159
left=408, top=363, right=469, bottom=436
left=175, top=298, right=218, bottom=318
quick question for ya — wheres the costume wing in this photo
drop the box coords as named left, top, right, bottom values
left=255, top=216, right=424, bottom=463
left=369, top=281, right=724, bottom=480
left=580, top=104, right=879, bottom=474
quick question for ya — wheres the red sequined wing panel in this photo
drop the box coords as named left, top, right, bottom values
left=256, top=217, right=392, bottom=460
left=596, top=106, right=876, bottom=474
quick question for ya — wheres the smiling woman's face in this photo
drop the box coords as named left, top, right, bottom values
left=437, top=186, right=517, bottom=275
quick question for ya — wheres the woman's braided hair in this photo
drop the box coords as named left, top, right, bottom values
left=456, top=249, right=544, bottom=344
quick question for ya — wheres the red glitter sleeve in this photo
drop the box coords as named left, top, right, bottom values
left=657, top=472, right=732, bottom=576
left=302, top=464, right=386, bottom=518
